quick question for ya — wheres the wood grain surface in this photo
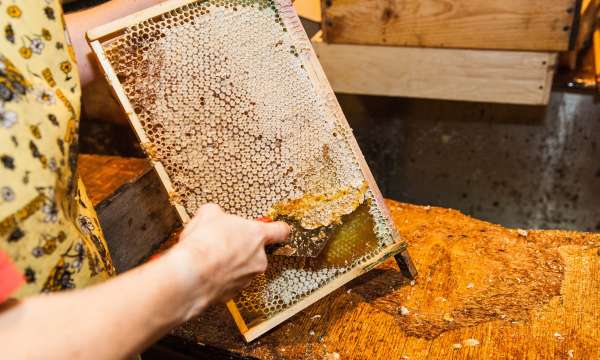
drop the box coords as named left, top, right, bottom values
left=81, top=155, right=600, bottom=359
left=312, top=32, right=557, bottom=105
left=78, top=154, right=150, bottom=206
left=322, top=0, right=578, bottom=51
left=172, top=202, right=600, bottom=359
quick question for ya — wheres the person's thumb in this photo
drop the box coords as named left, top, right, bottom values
left=262, top=222, right=290, bottom=245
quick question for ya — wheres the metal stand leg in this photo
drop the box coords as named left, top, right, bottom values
left=395, top=249, right=417, bottom=279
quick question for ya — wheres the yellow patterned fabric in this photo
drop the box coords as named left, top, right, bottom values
left=0, top=0, right=114, bottom=298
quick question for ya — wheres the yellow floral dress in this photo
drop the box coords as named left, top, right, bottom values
left=0, top=0, right=114, bottom=299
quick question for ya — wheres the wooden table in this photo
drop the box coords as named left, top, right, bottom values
left=80, top=155, right=600, bottom=360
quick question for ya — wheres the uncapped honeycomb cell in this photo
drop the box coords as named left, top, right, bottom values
left=100, top=0, right=398, bottom=325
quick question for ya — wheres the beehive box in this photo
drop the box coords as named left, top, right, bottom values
left=87, top=0, right=413, bottom=341
left=322, top=0, right=581, bottom=51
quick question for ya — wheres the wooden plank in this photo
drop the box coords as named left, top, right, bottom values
left=322, top=0, right=579, bottom=51
left=79, top=155, right=180, bottom=273
left=311, top=32, right=557, bottom=105
left=86, top=0, right=198, bottom=41
left=78, top=154, right=150, bottom=206
left=595, top=28, right=600, bottom=92
left=80, top=155, right=600, bottom=359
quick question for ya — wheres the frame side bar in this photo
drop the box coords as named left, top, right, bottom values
left=242, top=242, right=407, bottom=342
left=87, top=0, right=200, bottom=41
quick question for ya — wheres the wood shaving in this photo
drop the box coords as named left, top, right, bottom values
left=324, top=352, right=340, bottom=360
left=517, top=229, right=529, bottom=237
left=463, top=338, right=480, bottom=347
left=443, top=313, right=454, bottom=322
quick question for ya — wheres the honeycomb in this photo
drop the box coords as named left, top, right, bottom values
left=98, top=0, right=400, bottom=330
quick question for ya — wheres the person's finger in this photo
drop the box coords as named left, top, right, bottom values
left=261, top=221, right=290, bottom=245
left=182, top=203, right=224, bottom=237
left=195, top=203, right=223, bottom=218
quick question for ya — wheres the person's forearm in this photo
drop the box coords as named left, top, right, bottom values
left=65, top=0, right=163, bottom=86
left=0, top=248, right=211, bottom=360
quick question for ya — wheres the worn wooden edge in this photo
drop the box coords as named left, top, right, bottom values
left=78, top=154, right=151, bottom=207
left=88, top=41, right=150, bottom=144
left=311, top=31, right=557, bottom=105
left=93, top=165, right=152, bottom=211
left=542, top=53, right=560, bottom=105
left=226, top=301, right=250, bottom=334
left=595, top=28, right=600, bottom=93
left=86, top=0, right=198, bottom=41
left=88, top=40, right=192, bottom=225
left=88, top=0, right=414, bottom=342
left=242, top=241, right=407, bottom=342
left=569, top=0, right=586, bottom=50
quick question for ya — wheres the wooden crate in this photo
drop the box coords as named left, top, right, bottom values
left=321, top=0, right=581, bottom=51
left=311, top=32, right=557, bottom=105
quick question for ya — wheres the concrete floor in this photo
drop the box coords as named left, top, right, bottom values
left=343, top=91, right=600, bottom=231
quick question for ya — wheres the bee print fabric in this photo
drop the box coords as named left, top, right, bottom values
left=0, top=0, right=114, bottom=299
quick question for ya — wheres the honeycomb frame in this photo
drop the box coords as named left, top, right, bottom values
left=87, top=0, right=414, bottom=342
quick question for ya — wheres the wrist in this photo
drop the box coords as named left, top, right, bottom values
left=159, top=245, right=215, bottom=321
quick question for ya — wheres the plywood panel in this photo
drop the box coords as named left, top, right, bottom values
left=312, top=32, right=557, bottom=105
left=322, top=0, right=579, bottom=51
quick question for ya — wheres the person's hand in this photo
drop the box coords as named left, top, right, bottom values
left=164, top=204, right=289, bottom=320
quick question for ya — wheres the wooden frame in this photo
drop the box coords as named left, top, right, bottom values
left=321, top=0, right=581, bottom=52
left=87, top=0, right=415, bottom=342
left=595, top=27, right=600, bottom=93
left=561, top=0, right=599, bottom=69
left=312, top=31, right=557, bottom=105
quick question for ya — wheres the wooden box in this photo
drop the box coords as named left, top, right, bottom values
left=321, top=0, right=581, bottom=51
left=312, top=32, right=557, bottom=105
